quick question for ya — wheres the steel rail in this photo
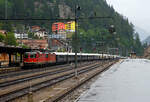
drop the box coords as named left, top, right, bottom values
left=0, top=63, right=73, bottom=78
left=0, top=62, right=95, bottom=88
left=0, top=61, right=94, bottom=79
left=53, top=61, right=116, bottom=102
left=0, top=62, right=102, bottom=102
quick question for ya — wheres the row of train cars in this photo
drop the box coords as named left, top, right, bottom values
left=23, top=51, right=121, bottom=68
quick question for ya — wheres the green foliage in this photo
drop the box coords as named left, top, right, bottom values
left=0, top=33, right=6, bottom=42
left=0, top=0, right=144, bottom=55
left=0, top=22, right=13, bottom=32
left=21, top=44, right=29, bottom=48
left=28, top=32, right=35, bottom=39
left=5, top=32, right=18, bottom=46
left=0, top=0, right=13, bottom=18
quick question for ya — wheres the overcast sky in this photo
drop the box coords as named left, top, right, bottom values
left=106, top=0, right=150, bottom=40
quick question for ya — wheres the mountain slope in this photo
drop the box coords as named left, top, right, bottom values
left=0, top=0, right=144, bottom=55
left=143, top=36, right=150, bottom=44
left=134, top=26, right=150, bottom=41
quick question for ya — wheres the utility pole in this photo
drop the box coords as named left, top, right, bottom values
left=101, top=36, right=104, bottom=60
left=48, top=29, right=51, bottom=50
left=74, top=5, right=80, bottom=77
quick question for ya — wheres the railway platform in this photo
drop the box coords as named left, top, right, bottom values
left=76, top=59, right=150, bottom=102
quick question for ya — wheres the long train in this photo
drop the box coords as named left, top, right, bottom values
left=23, top=51, right=120, bottom=68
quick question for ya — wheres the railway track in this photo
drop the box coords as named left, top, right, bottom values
left=53, top=61, right=117, bottom=102
left=0, top=61, right=95, bottom=83
left=0, top=63, right=75, bottom=78
left=0, top=67, right=21, bottom=74
left=0, top=61, right=102, bottom=102
left=0, top=61, right=95, bottom=88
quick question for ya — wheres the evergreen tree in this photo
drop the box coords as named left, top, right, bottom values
left=5, top=32, right=17, bottom=46
left=0, top=33, right=6, bottom=42
left=0, top=0, right=144, bottom=55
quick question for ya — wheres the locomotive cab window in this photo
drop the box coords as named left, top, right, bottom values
left=30, top=54, right=36, bottom=58
left=24, top=53, right=29, bottom=58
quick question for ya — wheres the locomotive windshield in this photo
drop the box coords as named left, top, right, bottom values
left=24, top=52, right=36, bottom=58
left=24, top=53, right=29, bottom=58
left=30, top=54, right=36, bottom=58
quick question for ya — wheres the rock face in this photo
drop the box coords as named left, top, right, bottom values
left=144, top=46, right=150, bottom=59
left=34, top=1, right=74, bottom=19
left=59, top=4, right=74, bottom=19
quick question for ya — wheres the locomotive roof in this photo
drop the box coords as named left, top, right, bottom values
left=25, top=52, right=37, bottom=54
left=25, top=51, right=52, bottom=54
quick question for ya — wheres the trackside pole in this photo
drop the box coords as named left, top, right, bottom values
left=74, top=5, right=79, bottom=78
left=28, top=92, right=33, bottom=102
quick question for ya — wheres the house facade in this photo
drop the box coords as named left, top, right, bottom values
left=65, top=21, right=75, bottom=32
left=34, top=29, right=48, bottom=39
left=31, top=26, right=48, bottom=39
left=52, top=22, right=66, bottom=34
left=15, top=33, right=28, bottom=39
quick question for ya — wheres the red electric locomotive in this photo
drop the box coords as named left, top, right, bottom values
left=23, top=51, right=56, bottom=67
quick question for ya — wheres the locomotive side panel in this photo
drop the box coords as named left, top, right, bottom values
left=50, top=54, right=56, bottom=63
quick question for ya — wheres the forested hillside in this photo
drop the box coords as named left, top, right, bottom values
left=0, top=0, right=144, bottom=56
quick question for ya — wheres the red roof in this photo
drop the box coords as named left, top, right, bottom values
left=31, top=26, right=41, bottom=31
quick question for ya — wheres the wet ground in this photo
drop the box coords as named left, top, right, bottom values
left=76, top=59, right=150, bottom=102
